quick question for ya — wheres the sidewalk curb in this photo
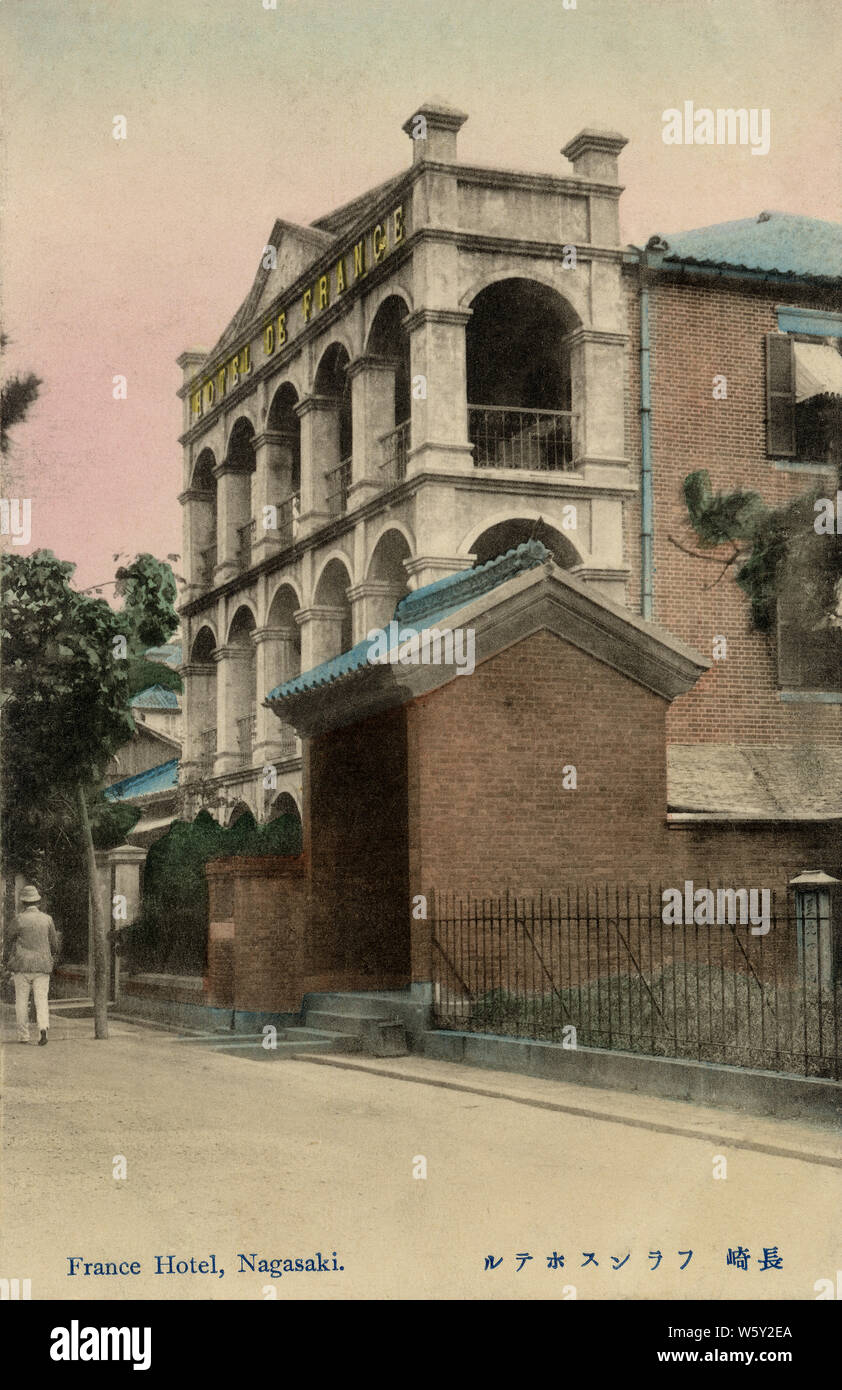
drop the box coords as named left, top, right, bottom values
left=297, top=1053, right=842, bottom=1170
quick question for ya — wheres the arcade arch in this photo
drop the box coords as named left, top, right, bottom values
left=466, top=278, right=580, bottom=472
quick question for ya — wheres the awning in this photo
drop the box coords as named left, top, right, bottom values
left=128, top=815, right=176, bottom=843
left=795, top=341, right=842, bottom=402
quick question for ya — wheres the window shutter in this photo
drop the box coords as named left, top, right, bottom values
left=765, top=333, right=796, bottom=457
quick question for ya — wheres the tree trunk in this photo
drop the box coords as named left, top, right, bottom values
left=78, top=783, right=109, bottom=1039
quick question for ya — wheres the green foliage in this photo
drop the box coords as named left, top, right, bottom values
left=683, top=470, right=766, bottom=545
left=125, top=654, right=182, bottom=699
left=115, top=553, right=179, bottom=652
left=0, top=549, right=182, bottom=878
left=120, top=811, right=302, bottom=975
left=683, top=460, right=842, bottom=632
left=0, top=371, right=42, bottom=454
left=1, top=551, right=136, bottom=796
left=88, top=796, right=141, bottom=850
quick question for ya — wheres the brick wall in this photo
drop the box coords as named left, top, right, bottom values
left=205, top=855, right=308, bottom=1012
left=405, top=629, right=841, bottom=981
left=304, top=705, right=411, bottom=989
left=623, top=271, right=842, bottom=745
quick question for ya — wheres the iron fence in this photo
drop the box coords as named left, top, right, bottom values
left=236, top=714, right=256, bottom=768
left=277, top=721, right=300, bottom=758
left=325, top=458, right=351, bottom=517
left=275, top=492, right=300, bottom=547
left=468, top=404, right=576, bottom=472
left=379, top=419, right=411, bottom=486
left=432, top=887, right=841, bottom=1079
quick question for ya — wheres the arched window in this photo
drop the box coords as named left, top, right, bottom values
left=314, top=345, right=352, bottom=517
left=466, top=279, right=580, bottom=472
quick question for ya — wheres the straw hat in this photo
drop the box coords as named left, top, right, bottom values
left=19, top=885, right=41, bottom=904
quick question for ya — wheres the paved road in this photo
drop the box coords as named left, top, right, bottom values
left=1, top=1009, right=839, bottom=1300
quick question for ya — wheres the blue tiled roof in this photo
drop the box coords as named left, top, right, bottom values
left=268, top=541, right=550, bottom=701
left=104, top=758, right=179, bottom=802
left=644, top=212, right=842, bottom=281
left=129, top=683, right=180, bottom=709
left=144, top=641, right=183, bottom=668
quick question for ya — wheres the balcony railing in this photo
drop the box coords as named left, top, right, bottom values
left=277, top=722, right=300, bottom=759
left=275, top=492, right=300, bottom=548
left=379, top=419, right=411, bottom=487
left=236, top=713, right=256, bottom=768
left=237, top=519, right=256, bottom=572
left=468, top=405, right=576, bottom=472
left=325, top=457, right=351, bottom=519
left=199, top=728, right=216, bottom=777
left=198, top=545, right=217, bottom=587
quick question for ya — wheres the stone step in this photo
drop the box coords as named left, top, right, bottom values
left=305, top=1009, right=388, bottom=1035
left=174, top=1027, right=363, bottom=1055
left=212, top=1034, right=360, bottom=1060
left=303, top=992, right=407, bottom=1018
left=305, top=1010, right=408, bottom=1057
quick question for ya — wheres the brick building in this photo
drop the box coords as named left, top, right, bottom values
left=622, top=213, right=842, bottom=813
left=142, top=104, right=842, bottom=1028
left=204, top=542, right=840, bottom=1020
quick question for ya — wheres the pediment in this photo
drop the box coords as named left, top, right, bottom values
left=208, top=219, right=337, bottom=360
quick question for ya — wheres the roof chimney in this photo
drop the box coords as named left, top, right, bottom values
left=561, top=128, right=628, bottom=183
left=402, top=101, right=468, bottom=165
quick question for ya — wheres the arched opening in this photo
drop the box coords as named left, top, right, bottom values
left=227, top=606, right=257, bottom=768
left=190, top=449, right=218, bottom=587
left=313, top=557, right=353, bottom=661
left=366, top=528, right=412, bottom=630
left=470, top=519, right=581, bottom=571
left=315, top=344, right=352, bottom=517
left=466, top=278, right=579, bottom=472
left=226, top=418, right=257, bottom=570
left=267, top=384, right=301, bottom=546
left=268, top=791, right=301, bottom=824
left=367, top=296, right=412, bottom=484
left=189, top=625, right=218, bottom=776
left=266, top=584, right=302, bottom=756
left=227, top=801, right=252, bottom=827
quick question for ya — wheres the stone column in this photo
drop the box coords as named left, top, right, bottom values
left=402, top=101, right=468, bottom=165
left=107, top=844, right=147, bottom=997
left=180, top=661, right=216, bottom=783
left=212, top=462, right=251, bottom=582
left=294, top=606, right=347, bottom=672
left=347, top=580, right=406, bottom=641
left=178, top=487, right=215, bottom=598
left=213, top=645, right=252, bottom=775
left=566, top=327, right=628, bottom=464
left=250, top=433, right=300, bottom=564
left=252, top=626, right=299, bottom=764
left=404, top=308, right=474, bottom=477
left=296, top=396, right=337, bottom=537
left=404, top=554, right=474, bottom=591
left=347, top=355, right=397, bottom=507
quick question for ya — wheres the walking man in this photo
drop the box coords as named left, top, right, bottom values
left=4, top=885, right=59, bottom=1045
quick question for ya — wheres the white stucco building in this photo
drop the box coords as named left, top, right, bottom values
left=177, top=102, right=632, bottom=824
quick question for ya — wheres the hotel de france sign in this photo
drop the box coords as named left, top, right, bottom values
left=190, top=204, right=406, bottom=420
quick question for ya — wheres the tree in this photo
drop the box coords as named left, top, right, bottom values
left=0, top=334, right=42, bottom=459
left=1, top=549, right=177, bottom=1037
left=681, top=402, right=842, bottom=633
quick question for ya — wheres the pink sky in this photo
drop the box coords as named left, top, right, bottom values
left=2, top=0, right=840, bottom=591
